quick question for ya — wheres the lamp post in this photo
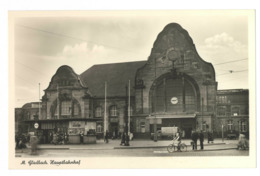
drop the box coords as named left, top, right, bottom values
left=221, top=123, right=224, bottom=142
left=124, top=83, right=130, bottom=146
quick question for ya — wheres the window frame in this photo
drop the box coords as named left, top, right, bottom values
left=110, top=105, right=117, bottom=117
left=61, top=101, right=71, bottom=115
left=95, top=106, right=102, bottom=118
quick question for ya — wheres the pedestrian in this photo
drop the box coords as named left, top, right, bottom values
left=199, top=130, right=204, bottom=150
left=208, top=131, right=213, bottom=143
left=104, top=130, right=109, bottom=143
left=120, top=132, right=125, bottom=145
left=15, top=134, right=19, bottom=149
left=79, top=130, right=84, bottom=144
left=64, top=132, right=68, bottom=144
left=49, top=131, right=53, bottom=144
left=191, top=130, right=197, bottom=150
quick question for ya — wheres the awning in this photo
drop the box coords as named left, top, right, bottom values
left=23, top=117, right=103, bottom=123
left=146, top=114, right=196, bottom=119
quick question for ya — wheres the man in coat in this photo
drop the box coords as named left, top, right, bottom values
left=191, top=130, right=198, bottom=150
left=199, top=130, right=204, bottom=150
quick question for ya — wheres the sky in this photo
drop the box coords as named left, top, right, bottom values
left=13, top=10, right=250, bottom=108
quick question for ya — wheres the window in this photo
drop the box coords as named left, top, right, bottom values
left=232, top=106, right=240, bottom=116
left=110, top=105, right=117, bottom=116
left=27, top=112, right=30, bottom=120
left=241, top=121, right=246, bottom=132
left=140, top=122, right=145, bottom=133
left=217, top=96, right=228, bottom=104
left=95, top=107, right=102, bottom=117
left=61, top=101, right=71, bottom=115
left=227, top=120, right=233, bottom=131
left=74, top=104, right=79, bottom=116
left=202, top=122, right=207, bottom=132
left=217, top=106, right=226, bottom=116
left=96, top=123, right=103, bottom=133
left=127, top=106, right=133, bottom=116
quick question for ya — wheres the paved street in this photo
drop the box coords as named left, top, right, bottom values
left=15, top=138, right=249, bottom=157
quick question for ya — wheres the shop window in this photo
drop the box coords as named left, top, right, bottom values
left=227, top=120, right=233, bottom=131
left=217, top=106, right=226, bottom=116
left=110, top=105, right=117, bottom=117
left=140, top=122, right=145, bottom=133
left=95, top=107, right=102, bottom=117
left=232, top=107, right=240, bottom=116
left=61, top=101, right=71, bottom=115
left=241, top=121, right=246, bottom=132
left=202, top=122, right=207, bottom=132
left=96, top=123, right=103, bottom=133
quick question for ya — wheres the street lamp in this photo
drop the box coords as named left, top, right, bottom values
left=221, top=123, right=224, bottom=142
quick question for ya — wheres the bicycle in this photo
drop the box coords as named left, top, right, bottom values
left=167, top=142, right=187, bottom=153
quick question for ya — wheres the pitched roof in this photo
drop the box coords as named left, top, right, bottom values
left=80, top=61, right=146, bottom=97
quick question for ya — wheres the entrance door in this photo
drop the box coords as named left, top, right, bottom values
left=182, top=127, right=192, bottom=139
left=110, top=123, right=119, bottom=139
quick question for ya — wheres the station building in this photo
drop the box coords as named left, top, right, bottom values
left=16, top=23, right=249, bottom=142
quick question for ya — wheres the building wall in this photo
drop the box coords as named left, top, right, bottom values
left=215, top=90, right=249, bottom=138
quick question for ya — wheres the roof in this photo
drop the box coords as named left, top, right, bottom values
left=80, top=61, right=146, bottom=97
left=217, top=89, right=249, bottom=95
left=22, top=102, right=42, bottom=109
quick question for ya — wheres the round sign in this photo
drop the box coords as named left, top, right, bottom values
left=166, top=48, right=181, bottom=62
left=34, top=123, right=39, bottom=129
left=171, top=97, right=178, bottom=104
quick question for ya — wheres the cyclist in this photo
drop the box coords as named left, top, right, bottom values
left=173, top=132, right=181, bottom=151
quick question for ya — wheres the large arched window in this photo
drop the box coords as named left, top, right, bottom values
left=152, top=76, right=197, bottom=113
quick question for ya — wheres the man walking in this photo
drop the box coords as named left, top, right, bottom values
left=199, top=130, right=204, bottom=150
left=79, top=130, right=84, bottom=144
left=191, top=130, right=198, bottom=150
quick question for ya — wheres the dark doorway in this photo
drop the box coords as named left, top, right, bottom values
left=110, top=123, right=119, bottom=139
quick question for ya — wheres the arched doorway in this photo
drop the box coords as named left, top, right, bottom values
left=149, top=73, right=200, bottom=138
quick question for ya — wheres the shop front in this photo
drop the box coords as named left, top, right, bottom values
left=25, top=119, right=98, bottom=144
left=147, top=114, right=197, bottom=139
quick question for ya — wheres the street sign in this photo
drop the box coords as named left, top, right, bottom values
left=171, top=97, right=178, bottom=104
left=34, top=123, right=39, bottom=129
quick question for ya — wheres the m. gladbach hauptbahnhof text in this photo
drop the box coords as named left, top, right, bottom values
left=15, top=23, right=249, bottom=144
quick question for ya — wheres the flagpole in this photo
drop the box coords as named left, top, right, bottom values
left=57, top=85, right=59, bottom=119
left=104, top=82, right=107, bottom=137
left=128, top=80, right=130, bottom=135
left=39, top=83, right=41, bottom=120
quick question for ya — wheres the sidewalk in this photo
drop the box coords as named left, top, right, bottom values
left=19, top=138, right=239, bottom=151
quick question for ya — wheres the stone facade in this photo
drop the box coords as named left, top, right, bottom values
left=16, top=22, right=249, bottom=141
